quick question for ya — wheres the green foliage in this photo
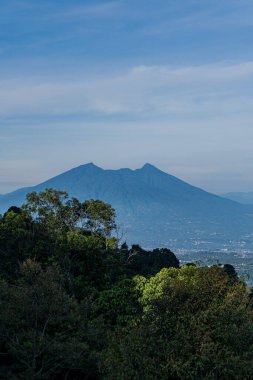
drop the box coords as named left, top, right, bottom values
left=0, top=189, right=253, bottom=379
left=126, top=245, right=180, bottom=276
left=0, top=209, right=34, bottom=278
left=0, top=260, right=102, bottom=379
left=24, top=189, right=116, bottom=238
left=102, top=266, right=253, bottom=380
left=95, top=278, right=143, bottom=327
left=83, top=199, right=116, bottom=237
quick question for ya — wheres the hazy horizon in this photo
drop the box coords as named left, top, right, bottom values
left=0, top=161, right=251, bottom=196
left=1, top=1, right=253, bottom=194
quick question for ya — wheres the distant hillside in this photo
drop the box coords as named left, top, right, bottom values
left=1, top=163, right=253, bottom=250
left=222, top=191, right=253, bottom=205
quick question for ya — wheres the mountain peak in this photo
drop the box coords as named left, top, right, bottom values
left=142, top=163, right=157, bottom=169
left=140, top=163, right=162, bottom=172
left=0, top=161, right=252, bottom=250
left=84, top=162, right=97, bottom=167
left=78, top=162, right=102, bottom=170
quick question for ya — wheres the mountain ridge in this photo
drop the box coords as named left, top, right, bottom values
left=222, top=191, right=253, bottom=205
left=1, top=163, right=253, bottom=249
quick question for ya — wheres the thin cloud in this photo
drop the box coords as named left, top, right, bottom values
left=57, top=1, right=121, bottom=20
left=0, top=61, right=253, bottom=119
left=139, top=0, right=253, bottom=36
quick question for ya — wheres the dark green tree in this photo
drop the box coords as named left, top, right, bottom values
left=126, top=245, right=179, bottom=276
left=0, top=260, right=103, bottom=380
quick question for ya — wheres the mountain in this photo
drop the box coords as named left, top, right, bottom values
left=222, top=192, right=253, bottom=205
left=1, top=163, right=253, bottom=250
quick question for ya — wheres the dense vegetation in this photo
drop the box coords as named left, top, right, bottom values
left=0, top=189, right=253, bottom=379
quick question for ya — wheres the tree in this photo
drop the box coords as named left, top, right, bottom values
left=0, top=208, right=34, bottom=279
left=2, top=188, right=253, bottom=379
left=126, top=245, right=179, bottom=276
left=82, top=199, right=116, bottom=238
left=23, top=189, right=82, bottom=234
left=23, top=189, right=116, bottom=238
left=0, top=260, right=102, bottom=379
left=94, top=278, right=143, bottom=327
left=102, top=266, right=253, bottom=379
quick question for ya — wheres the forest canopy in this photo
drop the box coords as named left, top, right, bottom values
left=0, top=189, right=253, bottom=380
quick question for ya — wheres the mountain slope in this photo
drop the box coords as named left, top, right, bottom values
left=1, top=163, right=253, bottom=249
left=222, top=191, right=253, bottom=205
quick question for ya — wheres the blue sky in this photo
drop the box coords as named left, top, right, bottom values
left=1, top=0, right=253, bottom=193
